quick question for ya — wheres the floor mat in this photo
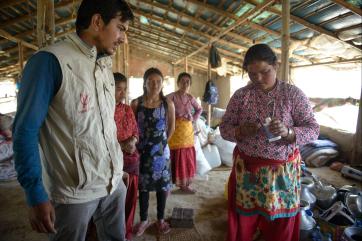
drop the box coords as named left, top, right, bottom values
left=159, top=227, right=203, bottom=241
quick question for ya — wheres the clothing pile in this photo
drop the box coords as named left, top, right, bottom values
left=300, top=138, right=339, bottom=167
left=0, top=114, right=16, bottom=181
left=0, top=137, right=16, bottom=181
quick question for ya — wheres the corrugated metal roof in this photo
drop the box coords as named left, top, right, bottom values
left=0, top=0, right=361, bottom=79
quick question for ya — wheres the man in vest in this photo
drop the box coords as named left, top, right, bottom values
left=12, top=1, right=134, bottom=240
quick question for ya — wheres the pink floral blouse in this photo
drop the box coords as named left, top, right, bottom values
left=220, top=80, right=319, bottom=161
left=167, top=92, right=202, bottom=121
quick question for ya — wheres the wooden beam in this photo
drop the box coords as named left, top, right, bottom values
left=281, top=0, right=290, bottom=82
left=0, top=0, right=80, bottom=29
left=0, top=15, right=75, bottom=46
left=0, top=28, right=38, bottom=50
left=132, top=11, right=244, bottom=61
left=0, top=0, right=27, bottom=9
left=186, top=0, right=238, bottom=21
left=132, top=4, right=249, bottom=51
left=37, top=0, right=55, bottom=47
left=331, top=0, right=362, bottom=16
left=174, top=0, right=275, bottom=64
left=18, top=42, right=23, bottom=72
left=336, top=23, right=362, bottom=33
left=292, top=57, right=362, bottom=68
left=185, top=57, right=188, bottom=73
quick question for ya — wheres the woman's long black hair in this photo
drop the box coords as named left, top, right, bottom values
left=242, top=44, right=278, bottom=71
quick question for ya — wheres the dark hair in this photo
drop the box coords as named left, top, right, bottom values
left=113, top=72, right=127, bottom=84
left=177, top=72, right=192, bottom=85
left=76, top=0, right=134, bottom=34
left=242, top=44, right=278, bottom=71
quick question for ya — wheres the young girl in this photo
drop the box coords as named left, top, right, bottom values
left=113, top=73, right=139, bottom=241
left=131, top=68, right=175, bottom=237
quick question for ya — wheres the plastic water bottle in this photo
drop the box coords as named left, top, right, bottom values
left=262, top=117, right=281, bottom=142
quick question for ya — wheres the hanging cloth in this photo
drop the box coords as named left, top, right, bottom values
left=203, top=80, right=219, bottom=105
left=209, top=44, right=222, bottom=68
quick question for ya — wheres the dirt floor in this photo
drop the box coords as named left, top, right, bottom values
left=0, top=166, right=360, bottom=241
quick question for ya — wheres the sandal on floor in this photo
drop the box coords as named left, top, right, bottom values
left=180, top=186, right=196, bottom=194
left=156, top=220, right=171, bottom=235
left=133, top=220, right=151, bottom=237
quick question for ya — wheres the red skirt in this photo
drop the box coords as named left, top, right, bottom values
left=170, top=147, right=196, bottom=186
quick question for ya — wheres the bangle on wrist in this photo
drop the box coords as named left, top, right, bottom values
left=286, top=127, right=293, bottom=138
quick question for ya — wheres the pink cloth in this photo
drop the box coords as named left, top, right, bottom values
left=167, top=92, right=202, bottom=121
left=220, top=80, right=319, bottom=161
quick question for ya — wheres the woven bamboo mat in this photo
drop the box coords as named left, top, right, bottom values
left=159, top=227, right=203, bottom=241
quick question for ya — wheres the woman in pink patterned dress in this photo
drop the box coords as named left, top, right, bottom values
left=167, top=72, right=202, bottom=193
left=113, top=72, right=139, bottom=241
left=220, top=44, right=319, bottom=241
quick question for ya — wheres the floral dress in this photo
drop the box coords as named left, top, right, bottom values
left=136, top=98, right=172, bottom=192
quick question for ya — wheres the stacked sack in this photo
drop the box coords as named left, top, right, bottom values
left=0, top=114, right=17, bottom=181
left=300, top=137, right=339, bottom=167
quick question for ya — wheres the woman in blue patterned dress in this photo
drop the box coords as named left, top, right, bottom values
left=131, top=68, right=175, bottom=237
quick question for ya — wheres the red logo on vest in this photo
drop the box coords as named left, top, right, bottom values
left=80, top=92, right=90, bottom=113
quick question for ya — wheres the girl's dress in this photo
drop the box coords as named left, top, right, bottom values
left=136, top=98, right=172, bottom=192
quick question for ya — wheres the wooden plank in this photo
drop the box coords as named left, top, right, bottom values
left=18, top=42, right=23, bottom=72
left=0, top=28, right=38, bottom=50
left=281, top=0, right=290, bottom=82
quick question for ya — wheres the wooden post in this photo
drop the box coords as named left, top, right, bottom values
left=281, top=0, right=290, bottom=82
left=185, top=57, right=188, bottom=73
left=37, top=0, right=55, bottom=48
left=351, top=89, right=362, bottom=166
left=37, top=0, right=45, bottom=47
left=207, top=46, right=212, bottom=126
left=18, top=42, right=23, bottom=73
left=123, top=42, right=129, bottom=104
left=115, top=46, right=121, bottom=72
left=172, top=64, right=176, bottom=79
left=47, top=0, right=55, bottom=45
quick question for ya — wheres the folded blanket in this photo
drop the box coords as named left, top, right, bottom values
left=310, top=139, right=338, bottom=148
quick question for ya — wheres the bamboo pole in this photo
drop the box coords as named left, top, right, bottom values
left=18, top=42, right=23, bottom=71
left=37, top=0, right=46, bottom=47
left=123, top=43, right=130, bottom=104
left=351, top=89, right=362, bottom=166
left=47, top=0, right=55, bottom=45
left=281, top=0, right=290, bottom=82
left=37, top=0, right=55, bottom=47
left=185, top=57, right=188, bottom=73
left=207, top=46, right=212, bottom=126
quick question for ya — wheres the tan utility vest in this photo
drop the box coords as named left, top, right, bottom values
left=38, top=33, right=123, bottom=204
